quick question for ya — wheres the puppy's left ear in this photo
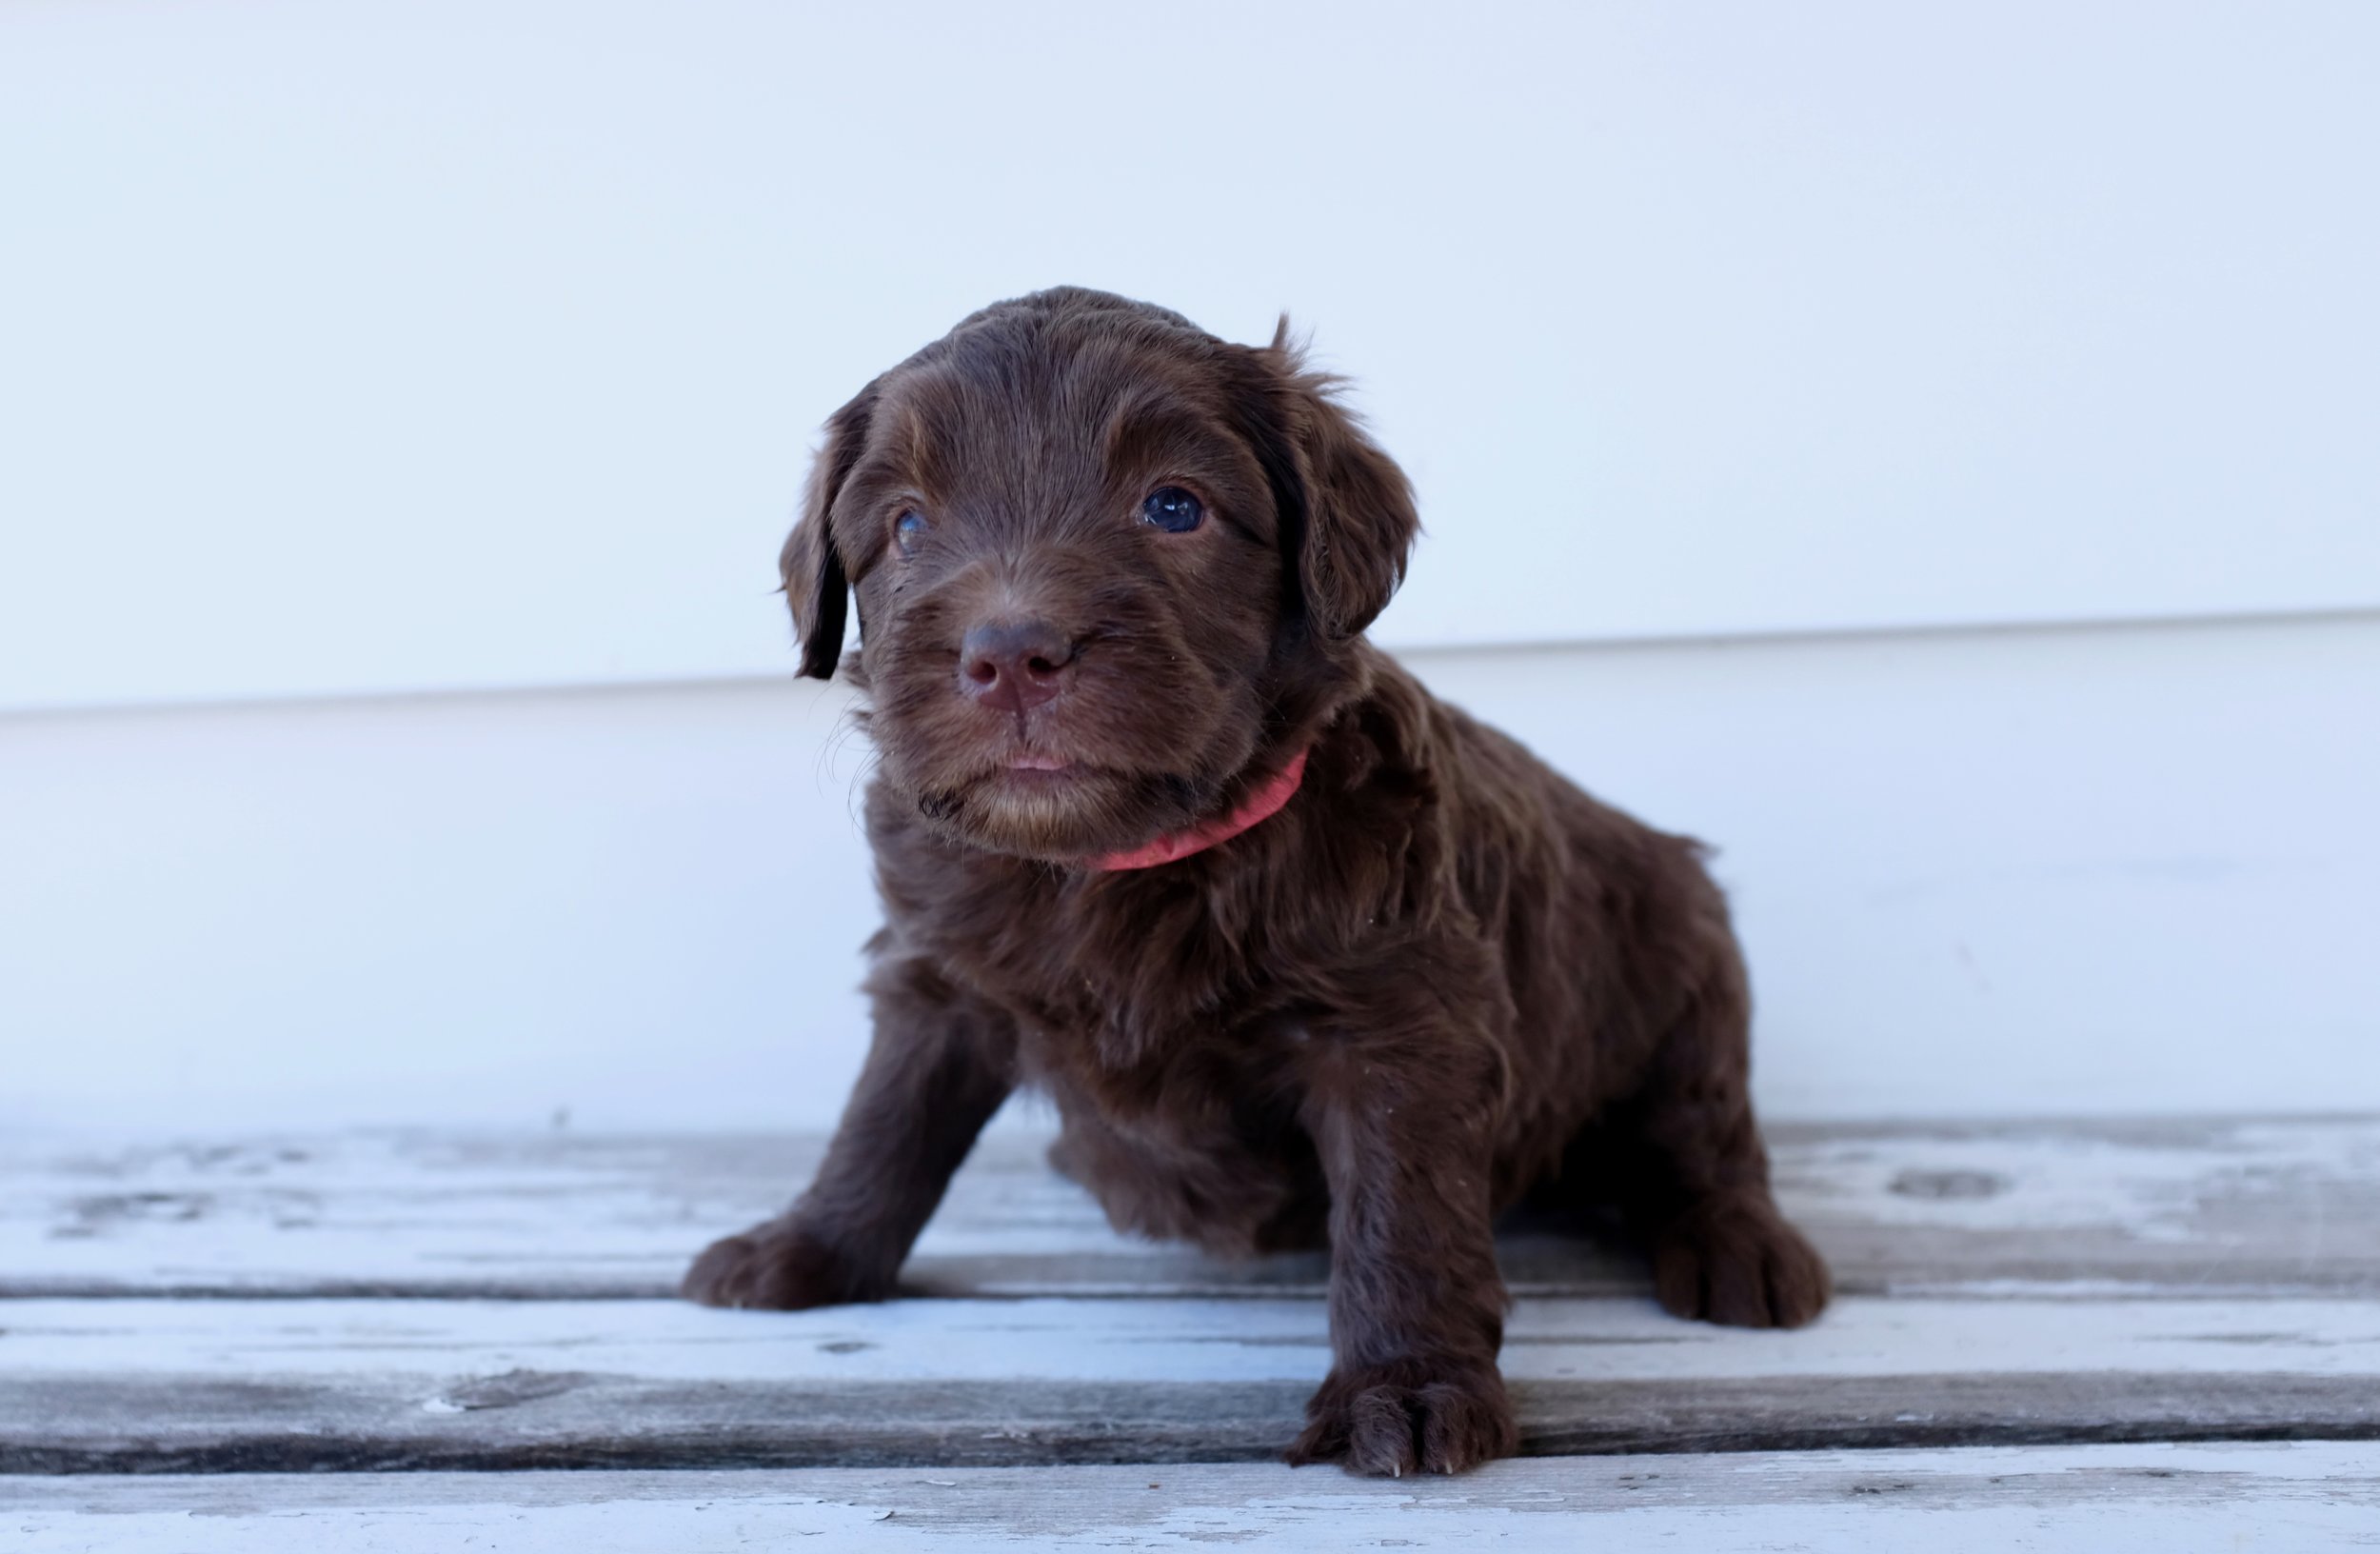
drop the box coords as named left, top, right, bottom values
left=1232, top=319, right=1420, bottom=645
left=780, top=385, right=879, bottom=679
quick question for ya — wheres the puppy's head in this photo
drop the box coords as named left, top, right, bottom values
left=783, top=287, right=1417, bottom=862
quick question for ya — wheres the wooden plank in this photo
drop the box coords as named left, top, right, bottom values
left=5, top=1117, right=2376, bottom=1300
left=4, top=1444, right=2378, bottom=1551
left=5, top=1294, right=2377, bottom=1471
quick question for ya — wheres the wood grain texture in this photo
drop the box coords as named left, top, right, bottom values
left=6, top=1117, right=2376, bottom=1299
left=7, top=1118, right=2377, bottom=1488
left=6, top=1294, right=2378, bottom=1471
left=6, top=1444, right=2379, bottom=1551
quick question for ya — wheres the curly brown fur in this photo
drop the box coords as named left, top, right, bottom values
left=684, top=287, right=1830, bottom=1476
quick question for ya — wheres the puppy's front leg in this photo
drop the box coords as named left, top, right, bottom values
left=683, top=958, right=1015, bottom=1309
left=1286, top=986, right=1519, bottom=1475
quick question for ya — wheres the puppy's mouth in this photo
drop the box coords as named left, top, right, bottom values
left=982, top=751, right=1090, bottom=801
left=976, top=740, right=1095, bottom=787
left=910, top=746, right=1213, bottom=859
left=929, top=742, right=1116, bottom=807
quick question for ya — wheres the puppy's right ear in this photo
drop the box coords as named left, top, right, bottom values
left=779, top=386, right=879, bottom=679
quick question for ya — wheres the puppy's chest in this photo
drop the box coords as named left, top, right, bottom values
left=992, top=944, right=1293, bottom=1107
left=932, top=880, right=1302, bottom=1101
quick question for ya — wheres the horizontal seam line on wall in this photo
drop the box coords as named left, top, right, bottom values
left=6, top=601, right=2378, bottom=726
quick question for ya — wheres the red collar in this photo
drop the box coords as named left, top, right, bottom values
left=1087, top=748, right=1310, bottom=872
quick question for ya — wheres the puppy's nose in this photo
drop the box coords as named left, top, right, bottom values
left=959, top=618, right=1077, bottom=714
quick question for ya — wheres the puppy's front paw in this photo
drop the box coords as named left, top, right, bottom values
left=1286, top=1359, right=1517, bottom=1477
left=681, top=1219, right=881, bottom=1310
left=1654, top=1195, right=1832, bottom=1328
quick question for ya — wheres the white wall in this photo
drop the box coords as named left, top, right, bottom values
left=8, top=613, right=2374, bottom=1136
left=4, top=0, right=2378, bottom=711
left=3, top=4, right=2374, bottom=1139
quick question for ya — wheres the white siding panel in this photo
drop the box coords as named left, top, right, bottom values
left=4, top=2, right=2377, bottom=711
left=3, top=613, right=2372, bottom=1134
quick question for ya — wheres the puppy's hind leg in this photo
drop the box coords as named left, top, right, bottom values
left=1612, top=946, right=1832, bottom=1329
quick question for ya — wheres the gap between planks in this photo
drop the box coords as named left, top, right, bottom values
left=5, top=1294, right=2379, bottom=1471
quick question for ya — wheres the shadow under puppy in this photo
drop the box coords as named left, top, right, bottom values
left=685, top=287, right=1830, bottom=1475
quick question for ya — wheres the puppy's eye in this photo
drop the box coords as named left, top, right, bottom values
left=1140, top=486, right=1204, bottom=533
left=894, top=510, right=930, bottom=557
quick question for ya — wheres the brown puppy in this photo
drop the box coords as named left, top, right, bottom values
left=684, top=287, right=1830, bottom=1475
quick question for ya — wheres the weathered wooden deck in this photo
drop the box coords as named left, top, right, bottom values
left=5, top=1117, right=2376, bottom=1548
